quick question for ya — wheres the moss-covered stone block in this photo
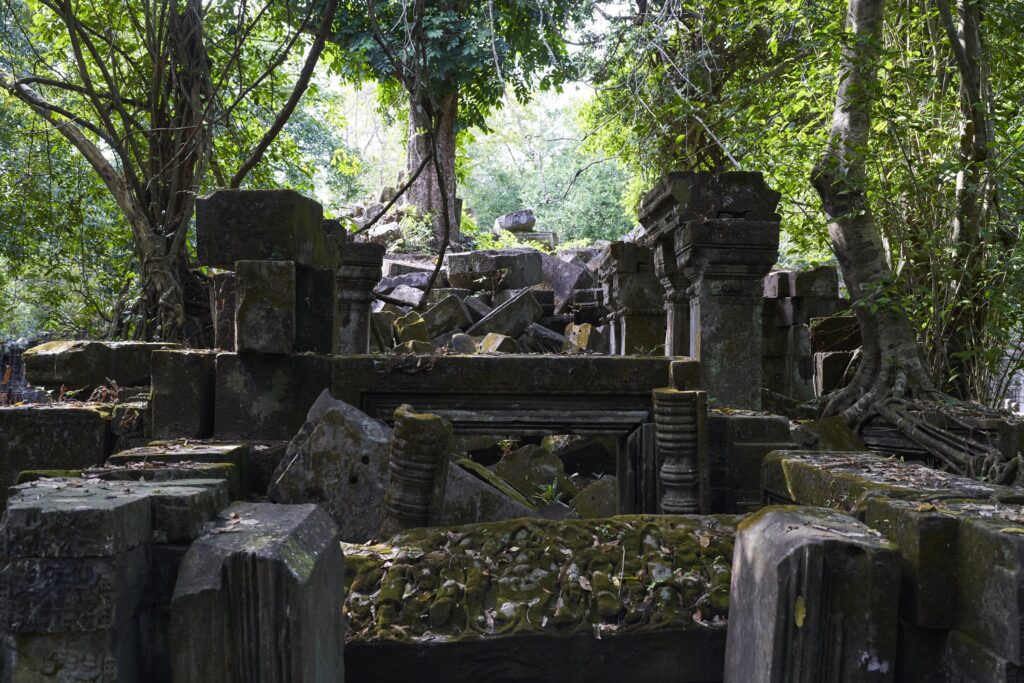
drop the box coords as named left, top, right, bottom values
left=151, top=350, right=216, bottom=439
left=234, top=260, right=296, bottom=354
left=215, top=352, right=332, bottom=441
left=0, top=404, right=112, bottom=508
left=23, top=340, right=178, bottom=391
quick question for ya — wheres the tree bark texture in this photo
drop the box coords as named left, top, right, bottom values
left=407, top=90, right=460, bottom=249
left=812, top=0, right=937, bottom=422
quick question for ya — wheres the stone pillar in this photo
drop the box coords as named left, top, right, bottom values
left=652, top=388, right=707, bottom=514
left=381, top=404, right=453, bottom=537
left=335, top=243, right=384, bottom=354
left=596, top=241, right=666, bottom=355
left=651, top=238, right=690, bottom=356
left=640, top=171, right=781, bottom=409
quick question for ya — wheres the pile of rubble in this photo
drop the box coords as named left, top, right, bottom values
left=373, top=245, right=614, bottom=355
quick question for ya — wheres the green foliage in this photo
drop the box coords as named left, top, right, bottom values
left=0, top=94, right=132, bottom=337
left=328, top=0, right=590, bottom=130
left=461, top=89, right=634, bottom=245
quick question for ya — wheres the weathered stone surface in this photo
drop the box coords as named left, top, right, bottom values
left=343, top=515, right=734, bottom=652
left=394, top=311, right=429, bottom=343
left=381, top=405, right=452, bottom=536
left=943, top=629, right=1024, bottom=683
left=151, top=350, right=216, bottom=439
left=2, top=480, right=152, bottom=558
left=195, top=189, right=329, bottom=269
left=862, top=496, right=959, bottom=629
left=366, top=220, right=402, bottom=245
left=478, top=333, right=521, bottom=353
left=422, top=294, right=471, bottom=337
left=449, top=333, right=478, bottom=354
left=761, top=450, right=1015, bottom=514
left=445, top=249, right=542, bottom=290
left=707, top=412, right=792, bottom=513
left=19, top=462, right=241, bottom=501
left=372, top=309, right=397, bottom=350
left=466, top=288, right=542, bottom=338
left=210, top=272, right=237, bottom=351
left=234, top=260, right=296, bottom=354
left=563, top=322, right=601, bottom=352
left=170, top=502, right=345, bottom=683
left=809, top=315, right=861, bottom=352
left=725, top=506, right=901, bottom=683
left=0, top=404, right=111, bottom=507
left=814, top=350, right=855, bottom=396
left=436, top=461, right=539, bottom=525
left=383, top=259, right=431, bottom=277
left=425, top=287, right=469, bottom=305
left=540, top=253, right=593, bottom=307
left=393, top=340, right=438, bottom=355
left=639, top=171, right=781, bottom=230
left=462, top=294, right=493, bottom=322
left=108, top=442, right=250, bottom=495
left=569, top=477, right=617, bottom=517
left=23, top=340, right=178, bottom=390
left=268, top=390, right=391, bottom=541
left=215, top=352, right=332, bottom=441
left=494, top=445, right=577, bottom=502
left=294, top=264, right=335, bottom=354
left=377, top=271, right=435, bottom=292
left=791, top=416, right=865, bottom=451
left=388, top=284, right=425, bottom=307
left=493, top=208, right=536, bottom=233
left=518, top=323, right=568, bottom=353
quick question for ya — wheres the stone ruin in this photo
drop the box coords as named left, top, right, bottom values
left=1, top=172, right=1023, bottom=681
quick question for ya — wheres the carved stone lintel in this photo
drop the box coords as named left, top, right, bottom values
left=335, top=243, right=384, bottom=354
left=381, top=404, right=453, bottom=537
left=653, top=388, right=706, bottom=514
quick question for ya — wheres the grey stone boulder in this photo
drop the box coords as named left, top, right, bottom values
left=466, top=289, right=542, bottom=338
left=268, top=390, right=391, bottom=541
left=478, top=333, right=521, bottom=354
left=569, top=477, right=618, bottom=518
left=493, top=208, right=536, bottom=233
left=724, top=505, right=901, bottom=683
left=463, top=294, right=493, bottom=323
left=449, top=333, right=478, bottom=354
left=394, top=311, right=429, bottom=343
left=170, top=502, right=345, bottom=683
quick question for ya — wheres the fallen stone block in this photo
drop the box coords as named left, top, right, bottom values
left=518, top=323, right=568, bottom=353
left=436, top=461, right=539, bottom=525
left=725, top=505, right=900, bottom=683
left=493, top=208, right=536, bottom=233
left=814, top=350, right=855, bottom=396
left=170, top=502, right=345, bottom=683
left=19, top=462, right=241, bottom=501
left=214, top=353, right=332, bottom=441
left=23, top=340, right=178, bottom=391
left=151, top=350, right=216, bottom=439
left=372, top=309, right=398, bottom=350
left=234, top=260, right=296, bottom=354
left=422, top=294, right=471, bottom=338
left=462, top=293, right=493, bottom=322
left=268, top=390, right=391, bottom=541
left=494, top=445, right=577, bottom=502
left=0, top=404, right=112, bottom=507
left=569, top=477, right=617, bottom=517
left=541, top=252, right=594, bottom=308
left=377, top=271, right=435, bottom=292
left=366, top=220, right=402, bottom=245
left=394, top=311, right=429, bottom=343
left=478, top=333, right=521, bottom=354
left=943, top=629, right=1024, bottom=683
left=388, top=284, right=425, bottom=307
left=448, top=333, right=478, bottom=354
left=383, top=259, right=432, bottom=277
left=195, top=189, right=329, bottom=269
left=445, top=249, right=542, bottom=290
left=466, top=288, right=542, bottom=338
left=425, top=287, right=469, bottom=306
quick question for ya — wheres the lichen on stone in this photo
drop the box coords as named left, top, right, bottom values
left=343, top=514, right=737, bottom=643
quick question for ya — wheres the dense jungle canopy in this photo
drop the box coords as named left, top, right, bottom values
left=1, top=0, right=1023, bottom=417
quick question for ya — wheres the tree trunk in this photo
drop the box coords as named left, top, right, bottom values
left=936, top=0, right=996, bottom=398
left=812, top=0, right=937, bottom=422
left=407, top=89, right=460, bottom=249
